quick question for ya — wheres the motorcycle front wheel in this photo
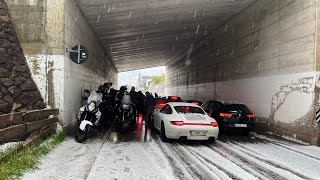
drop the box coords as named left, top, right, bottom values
left=75, top=126, right=89, bottom=143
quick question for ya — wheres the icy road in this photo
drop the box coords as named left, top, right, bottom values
left=22, top=123, right=320, bottom=180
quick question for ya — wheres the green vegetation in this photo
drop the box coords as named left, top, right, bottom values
left=0, top=132, right=65, bottom=180
left=152, top=76, right=165, bottom=85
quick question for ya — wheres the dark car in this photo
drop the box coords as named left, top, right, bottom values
left=201, top=100, right=254, bottom=135
left=166, top=96, right=183, bottom=102
left=184, top=100, right=203, bottom=106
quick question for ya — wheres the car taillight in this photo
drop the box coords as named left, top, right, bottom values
left=220, top=113, right=232, bottom=117
left=192, top=102, right=199, bottom=105
left=247, top=114, right=254, bottom=118
left=170, top=121, right=184, bottom=126
left=211, top=122, right=218, bottom=127
left=155, top=103, right=165, bottom=108
left=171, top=96, right=178, bottom=100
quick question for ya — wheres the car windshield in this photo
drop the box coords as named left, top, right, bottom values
left=174, top=106, right=205, bottom=114
left=223, top=104, right=252, bottom=114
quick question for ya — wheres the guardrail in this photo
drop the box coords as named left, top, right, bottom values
left=0, top=109, right=59, bottom=143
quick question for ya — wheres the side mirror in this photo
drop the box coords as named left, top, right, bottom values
left=154, top=108, right=161, bottom=113
left=82, top=89, right=90, bottom=100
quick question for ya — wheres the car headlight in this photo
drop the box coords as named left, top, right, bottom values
left=87, top=102, right=96, bottom=112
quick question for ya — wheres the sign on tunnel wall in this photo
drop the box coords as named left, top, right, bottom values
left=69, top=45, right=89, bottom=64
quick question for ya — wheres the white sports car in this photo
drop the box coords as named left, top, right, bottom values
left=152, top=102, right=219, bottom=142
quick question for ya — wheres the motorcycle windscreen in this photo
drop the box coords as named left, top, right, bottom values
left=122, top=94, right=132, bottom=105
left=87, top=91, right=103, bottom=105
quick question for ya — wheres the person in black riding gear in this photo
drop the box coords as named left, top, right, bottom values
left=144, top=92, right=155, bottom=125
left=129, top=86, right=138, bottom=122
left=97, top=82, right=113, bottom=128
left=116, top=86, right=127, bottom=104
left=137, top=91, right=145, bottom=116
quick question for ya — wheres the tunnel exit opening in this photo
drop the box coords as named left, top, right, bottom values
left=118, top=66, right=166, bottom=97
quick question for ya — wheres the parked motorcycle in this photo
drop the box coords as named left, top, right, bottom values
left=116, top=92, right=135, bottom=133
left=75, top=90, right=102, bottom=143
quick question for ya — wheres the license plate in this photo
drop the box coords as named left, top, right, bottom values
left=234, top=124, right=247, bottom=127
left=190, top=130, right=207, bottom=136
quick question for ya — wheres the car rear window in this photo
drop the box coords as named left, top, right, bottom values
left=223, top=104, right=252, bottom=114
left=174, top=106, right=205, bottom=114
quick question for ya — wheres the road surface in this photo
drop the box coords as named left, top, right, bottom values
left=22, top=122, right=320, bottom=180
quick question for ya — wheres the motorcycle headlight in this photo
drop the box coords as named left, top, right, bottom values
left=88, top=102, right=96, bottom=112
left=79, top=107, right=85, bottom=112
left=122, top=104, right=129, bottom=109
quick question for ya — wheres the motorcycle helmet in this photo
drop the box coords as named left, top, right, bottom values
left=103, top=82, right=113, bottom=88
left=119, top=86, right=127, bottom=92
left=98, top=85, right=106, bottom=93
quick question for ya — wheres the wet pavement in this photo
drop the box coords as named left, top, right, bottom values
left=22, top=118, right=320, bottom=180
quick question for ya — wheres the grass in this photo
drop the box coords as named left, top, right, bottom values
left=0, top=132, right=65, bottom=180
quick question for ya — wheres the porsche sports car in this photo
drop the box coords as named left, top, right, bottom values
left=152, top=102, right=219, bottom=142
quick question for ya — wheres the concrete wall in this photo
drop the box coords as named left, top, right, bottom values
left=5, top=0, right=118, bottom=129
left=63, top=0, right=117, bottom=128
left=166, top=0, right=320, bottom=145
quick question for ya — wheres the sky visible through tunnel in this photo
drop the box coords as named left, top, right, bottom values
left=118, top=66, right=165, bottom=93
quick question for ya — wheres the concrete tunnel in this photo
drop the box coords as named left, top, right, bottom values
left=2, top=0, right=320, bottom=145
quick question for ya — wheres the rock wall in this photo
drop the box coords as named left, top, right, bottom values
left=0, top=0, right=45, bottom=115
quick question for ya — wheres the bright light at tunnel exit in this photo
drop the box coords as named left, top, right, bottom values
left=118, top=66, right=166, bottom=96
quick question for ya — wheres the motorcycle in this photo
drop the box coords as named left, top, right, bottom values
left=116, top=92, right=135, bottom=133
left=75, top=90, right=102, bottom=143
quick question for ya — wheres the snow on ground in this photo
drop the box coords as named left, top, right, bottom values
left=86, top=140, right=176, bottom=180
left=21, top=137, right=106, bottom=180
left=20, top=130, right=320, bottom=180
left=0, top=141, right=21, bottom=154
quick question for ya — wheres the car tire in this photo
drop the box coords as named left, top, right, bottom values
left=151, top=116, right=156, bottom=131
left=160, top=122, right=169, bottom=142
left=242, top=129, right=250, bottom=136
left=208, top=137, right=216, bottom=143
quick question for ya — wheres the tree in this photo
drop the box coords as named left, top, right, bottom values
left=152, top=76, right=165, bottom=85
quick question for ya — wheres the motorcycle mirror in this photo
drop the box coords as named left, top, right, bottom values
left=82, top=89, right=90, bottom=100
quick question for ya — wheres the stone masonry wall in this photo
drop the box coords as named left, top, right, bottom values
left=0, top=0, right=45, bottom=114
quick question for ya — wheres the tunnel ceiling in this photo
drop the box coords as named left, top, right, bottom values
left=75, top=0, right=254, bottom=72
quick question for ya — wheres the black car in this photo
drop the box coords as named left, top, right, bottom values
left=184, top=100, right=203, bottom=106
left=201, top=100, right=254, bottom=135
